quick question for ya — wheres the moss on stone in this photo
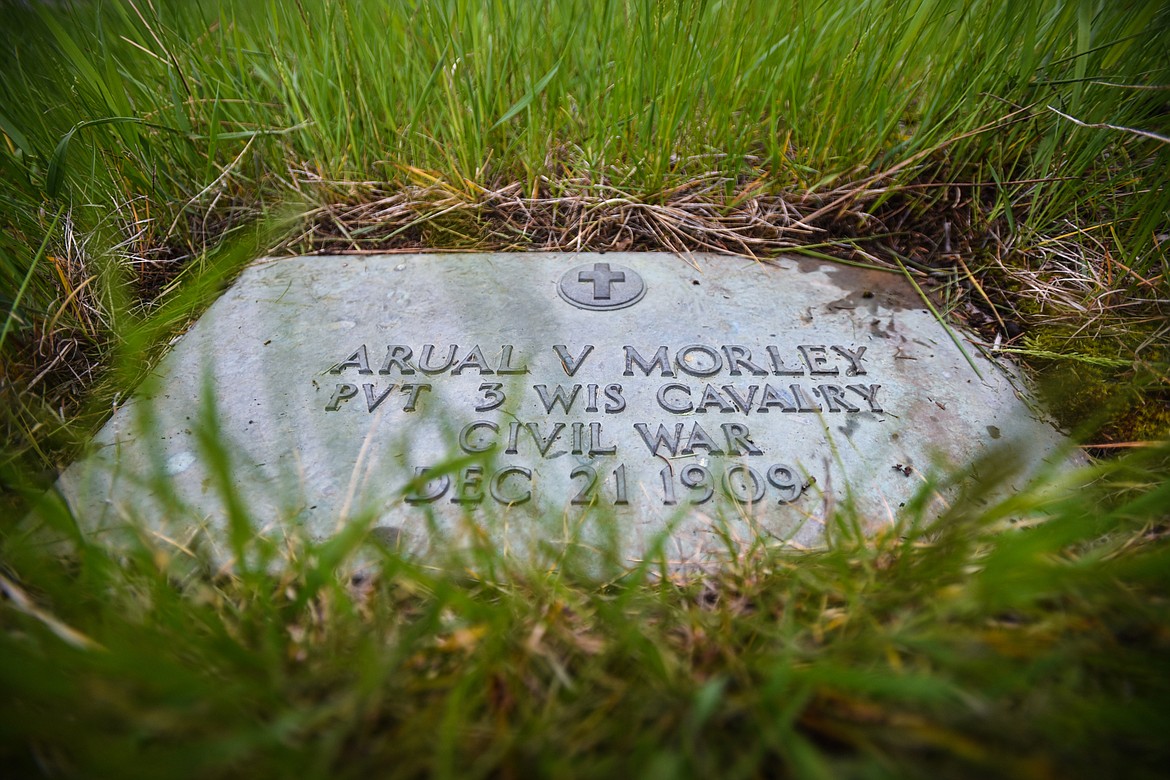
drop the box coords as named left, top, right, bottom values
left=1025, top=325, right=1169, bottom=444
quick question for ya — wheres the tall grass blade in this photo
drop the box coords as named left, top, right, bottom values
left=46, top=117, right=184, bottom=198
left=0, top=206, right=62, bottom=353
left=490, top=62, right=561, bottom=132
left=0, top=109, right=31, bottom=157
left=892, top=254, right=984, bottom=381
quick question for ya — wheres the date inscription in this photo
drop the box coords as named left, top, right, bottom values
left=403, top=462, right=811, bottom=508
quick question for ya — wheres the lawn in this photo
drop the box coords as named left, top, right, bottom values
left=1, top=0, right=1168, bottom=777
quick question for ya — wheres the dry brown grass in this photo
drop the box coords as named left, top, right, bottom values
left=3, top=170, right=1167, bottom=481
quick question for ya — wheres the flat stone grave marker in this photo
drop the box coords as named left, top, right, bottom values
left=50, top=252, right=1072, bottom=567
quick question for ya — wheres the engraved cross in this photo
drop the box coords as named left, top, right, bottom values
left=577, top=263, right=625, bottom=300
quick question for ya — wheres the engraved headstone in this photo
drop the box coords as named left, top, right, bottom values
left=51, top=253, right=1071, bottom=566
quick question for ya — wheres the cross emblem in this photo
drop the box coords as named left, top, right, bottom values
left=577, top=263, right=625, bottom=300
left=557, top=261, right=645, bottom=311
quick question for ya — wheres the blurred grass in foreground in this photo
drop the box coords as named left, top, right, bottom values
left=1, top=433, right=1169, bottom=778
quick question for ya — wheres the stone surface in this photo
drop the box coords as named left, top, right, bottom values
left=52, top=252, right=1072, bottom=566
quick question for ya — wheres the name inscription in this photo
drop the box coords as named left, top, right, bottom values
left=323, top=343, right=884, bottom=510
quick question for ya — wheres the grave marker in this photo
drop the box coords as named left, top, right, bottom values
left=51, top=253, right=1072, bottom=565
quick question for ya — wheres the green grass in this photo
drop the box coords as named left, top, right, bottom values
left=1, top=0, right=1166, bottom=465
left=4, top=437, right=1170, bottom=778
left=1, top=0, right=1169, bottom=776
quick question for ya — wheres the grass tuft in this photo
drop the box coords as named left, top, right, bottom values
left=2, top=438, right=1169, bottom=777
